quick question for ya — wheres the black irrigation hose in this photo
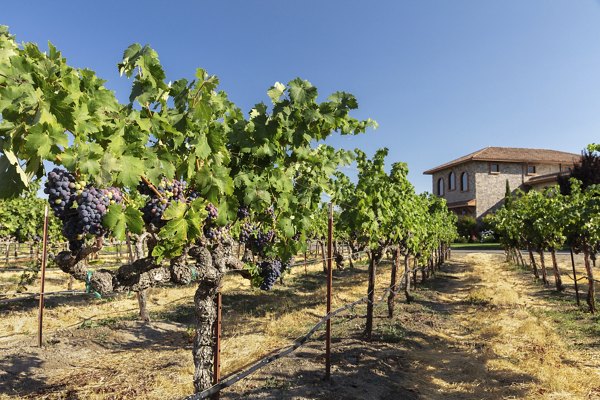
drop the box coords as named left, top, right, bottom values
left=184, top=263, right=434, bottom=400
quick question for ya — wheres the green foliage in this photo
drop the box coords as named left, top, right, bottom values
left=0, top=27, right=376, bottom=268
left=0, top=183, right=61, bottom=242
left=456, top=216, right=478, bottom=242
left=333, top=148, right=457, bottom=259
left=588, top=143, right=600, bottom=153
left=558, top=149, right=600, bottom=194
left=492, top=179, right=600, bottom=255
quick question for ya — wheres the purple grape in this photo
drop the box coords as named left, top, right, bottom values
left=44, top=168, right=77, bottom=219
left=139, top=178, right=186, bottom=228
left=259, top=259, right=282, bottom=290
left=237, top=206, right=250, bottom=219
left=205, top=203, right=218, bottom=221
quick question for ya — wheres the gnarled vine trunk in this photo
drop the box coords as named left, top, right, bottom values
left=517, top=249, right=526, bottom=267
left=137, top=290, right=151, bottom=323
left=134, top=233, right=151, bottom=322
left=387, top=247, right=400, bottom=318
left=527, top=245, right=539, bottom=279
left=583, top=248, right=596, bottom=313
left=550, top=249, right=564, bottom=292
left=404, top=254, right=413, bottom=303
left=538, top=250, right=549, bottom=286
left=412, top=257, right=418, bottom=287
left=54, top=235, right=245, bottom=393
left=364, top=251, right=377, bottom=340
left=192, top=270, right=222, bottom=392
left=319, top=240, right=327, bottom=273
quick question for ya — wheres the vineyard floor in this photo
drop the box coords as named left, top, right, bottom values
left=1, top=253, right=600, bottom=399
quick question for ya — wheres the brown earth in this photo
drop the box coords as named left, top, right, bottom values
left=221, top=253, right=600, bottom=400
left=1, top=253, right=600, bottom=399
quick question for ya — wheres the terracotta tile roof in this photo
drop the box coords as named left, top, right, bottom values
left=525, top=171, right=570, bottom=185
left=424, top=147, right=581, bottom=174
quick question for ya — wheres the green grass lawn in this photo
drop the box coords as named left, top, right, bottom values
left=450, top=242, right=502, bottom=250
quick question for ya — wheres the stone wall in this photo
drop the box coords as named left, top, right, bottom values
left=431, top=164, right=477, bottom=204
left=431, top=161, right=564, bottom=220
left=473, top=161, right=524, bottom=218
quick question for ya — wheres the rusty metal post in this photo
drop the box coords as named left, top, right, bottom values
left=37, top=205, right=49, bottom=347
left=212, top=290, right=222, bottom=400
left=325, top=202, right=333, bottom=380
left=570, top=247, right=580, bottom=306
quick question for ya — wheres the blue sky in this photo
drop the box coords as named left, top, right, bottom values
left=3, top=1, right=600, bottom=193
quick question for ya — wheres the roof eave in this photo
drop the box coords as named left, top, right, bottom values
left=423, top=157, right=578, bottom=175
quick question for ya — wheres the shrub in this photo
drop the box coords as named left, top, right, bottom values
left=456, top=216, right=478, bottom=242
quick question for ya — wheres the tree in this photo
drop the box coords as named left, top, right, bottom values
left=563, top=180, right=600, bottom=312
left=493, top=179, right=600, bottom=312
left=0, top=28, right=376, bottom=392
left=0, top=182, right=61, bottom=243
left=558, top=149, right=600, bottom=194
left=334, top=150, right=457, bottom=334
left=334, top=149, right=396, bottom=340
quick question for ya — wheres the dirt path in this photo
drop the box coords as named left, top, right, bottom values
left=224, top=253, right=600, bottom=400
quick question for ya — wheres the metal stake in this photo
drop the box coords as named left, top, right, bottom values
left=37, top=205, right=49, bottom=347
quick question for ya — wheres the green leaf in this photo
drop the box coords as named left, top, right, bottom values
left=159, top=216, right=189, bottom=242
left=193, top=132, right=211, bottom=159
left=79, top=158, right=101, bottom=177
left=25, top=127, right=52, bottom=158
left=288, top=78, right=317, bottom=105
left=102, top=204, right=144, bottom=240
left=124, top=206, right=144, bottom=234
left=116, top=155, right=145, bottom=187
left=163, top=201, right=187, bottom=220
left=0, top=155, right=27, bottom=198
left=267, top=82, right=285, bottom=103
left=278, top=217, right=295, bottom=238
left=103, top=204, right=127, bottom=240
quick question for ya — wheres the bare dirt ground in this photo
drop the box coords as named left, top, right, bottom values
left=222, top=253, right=600, bottom=400
left=1, top=253, right=600, bottom=399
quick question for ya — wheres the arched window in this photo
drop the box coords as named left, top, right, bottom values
left=437, top=178, right=445, bottom=196
left=448, top=172, right=456, bottom=191
left=461, top=172, right=468, bottom=191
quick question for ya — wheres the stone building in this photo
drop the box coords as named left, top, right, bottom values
left=423, top=147, right=580, bottom=220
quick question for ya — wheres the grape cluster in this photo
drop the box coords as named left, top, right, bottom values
left=187, top=190, right=201, bottom=201
left=44, top=168, right=78, bottom=218
left=202, top=203, right=223, bottom=240
left=141, top=197, right=170, bottom=227
left=45, top=168, right=124, bottom=252
left=140, top=179, right=186, bottom=228
left=237, top=206, right=250, bottom=220
left=164, top=179, right=185, bottom=199
left=203, top=225, right=223, bottom=241
left=76, top=187, right=111, bottom=236
left=205, top=203, right=218, bottom=221
left=259, top=259, right=282, bottom=291
left=239, top=222, right=254, bottom=243
left=239, top=223, right=275, bottom=256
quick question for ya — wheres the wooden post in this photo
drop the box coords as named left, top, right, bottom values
left=37, top=205, right=49, bottom=347
left=212, top=290, right=222, bottom=400
left=325, top=202, right=333, bottom=380
left=570, top=247, right=580, bottom=306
